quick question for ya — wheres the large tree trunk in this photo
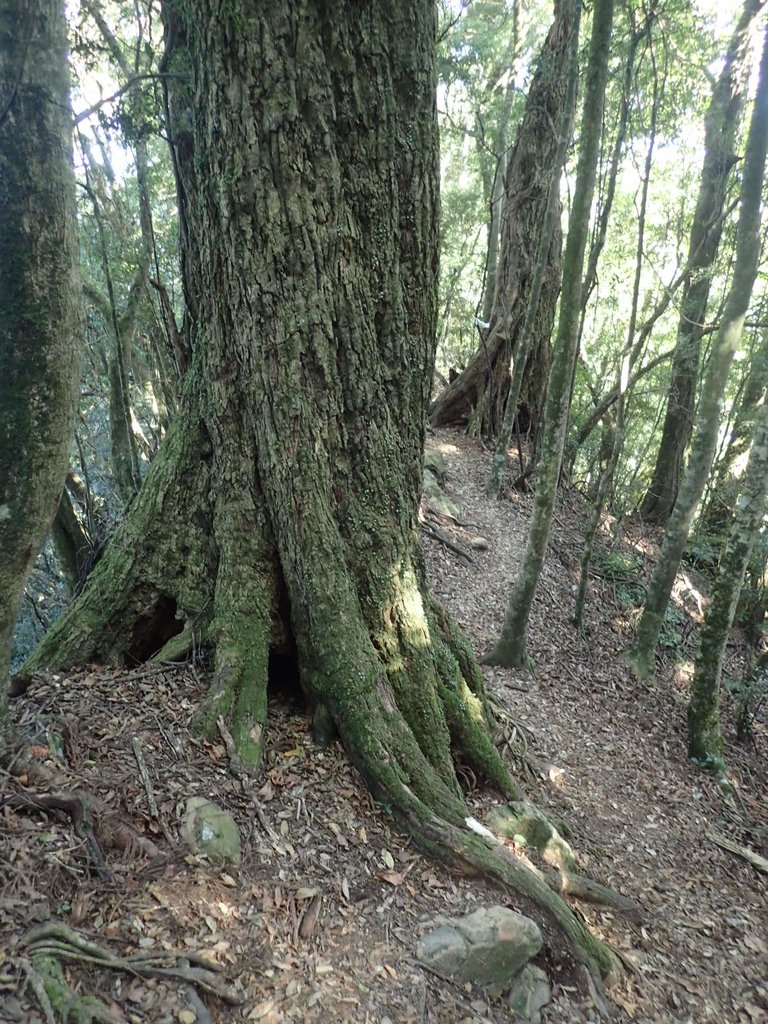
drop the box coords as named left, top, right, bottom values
left=639, top=0, right=762, bottom=523
left=628, top=21, right=768, bottom=679
left=429, top=0, right=575, bottom=440
left=0, top=0, right=82, bottom=734
left=23, top=0, right=617, bottom=982
left=486, top=0, right=580, bottom=498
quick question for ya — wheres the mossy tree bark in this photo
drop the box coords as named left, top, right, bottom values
left=629, top=22, right=768, bottom=679
left=23, top=0, right=617, bottom=981
left=639, top=0, right=762, bottom=524
left=429, top=0, right=575, bottom=441
left=688, top=392, right=768, bottom=770
left=484, top=0, right=615, bottom=668
left=0, top=0, right=82, bottom=739
left=486, top=0, right=580, bottom=499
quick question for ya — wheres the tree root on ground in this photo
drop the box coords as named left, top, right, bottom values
left=5, top=922, right=245, bottom=1023
left=0, top=790, right=114, bottom=882
left=0, top=786, right=161, bottom=871
left=488, top=802, right=640, bottom=915
left=402, top=805, right=621, bottom=993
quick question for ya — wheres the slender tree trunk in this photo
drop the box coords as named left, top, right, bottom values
left=688, top=395, right=768, bottom=768
left=572, top=15, right=663, bottom=627
left=639, top=0, right=763, bottom=523
left=0, top=0, right=82, bottom=737
left=429, top=0, right=575, bottom=439
left=629, top=22, right=768, bottom=678
left=579, top=6, right=651, bottom=328
left=22, top=0, right=618, bottom=979
left=486, top=0, right=580, bottom=498
left=483, top=0, right=615, bottom=668
left=479, top=78, right=517, bottom=324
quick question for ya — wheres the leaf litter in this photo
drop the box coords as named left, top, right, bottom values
left=0, top=427, right=765, bottom=1023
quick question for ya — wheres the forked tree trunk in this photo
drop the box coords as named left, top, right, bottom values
left=23, top=0, right=617, bottom=981
left=0, top=0, right=82, bottom=730
left=429, top=0, right=575, bottom=440
left=639, top=0, right=762, bottom=523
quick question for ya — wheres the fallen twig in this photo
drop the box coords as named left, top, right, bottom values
left=131, top=737, right=159, bottom=817
left=420, top=521, right=474, bottom=564
left=1, top=791, right=113, bottom=882
left=708, top=830, right=768, bottom=875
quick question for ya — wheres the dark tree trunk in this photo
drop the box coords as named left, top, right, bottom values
left=639, top=0, right=762, bottom=523
left=429, top=0, right=575, bottom=440
left=24, top=0, right=618, bottom=980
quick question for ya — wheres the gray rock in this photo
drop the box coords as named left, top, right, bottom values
left=422, top=471, right=460, bottom=520
left=424, top=449, right=448, bottom=484
left=469, top=536, right=489, bottom=550
left=181, top=797, right=241, bottom=864
left=416, top=924, right=469, bottom=975
left=417, top=905, right=543, bottom=997
left=508, top=964, right=551, bottom=1023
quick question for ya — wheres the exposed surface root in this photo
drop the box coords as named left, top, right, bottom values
left=488, top=802, right=639, bottom=915
left=400, top=804, right=620, bottom=986
left=7, top=922, right=244, bottom=1022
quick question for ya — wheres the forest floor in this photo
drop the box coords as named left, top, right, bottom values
left=2, top=427, right=767, bottom=1024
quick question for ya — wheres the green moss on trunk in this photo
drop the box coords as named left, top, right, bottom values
left=0, top=0, right=82, bottom=744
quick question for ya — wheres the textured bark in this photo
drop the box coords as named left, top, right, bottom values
left=639, top=0, right=763, bottom=523
left=688, top=395, right=768, bottom=768
left=629, top=22, right=768, bottom=679
left=51, top=482, right=92, bottom=594
left=484, top=0, right=615, bottom=668
left=24, top=0, right=507, bottom=824
left=486, top=0, right=580, bottom=498
left=24, top=1, right=619, bottom=979
left=0, top=0, right=82, bottom=737
left=429, top=0, right=574, bottom=439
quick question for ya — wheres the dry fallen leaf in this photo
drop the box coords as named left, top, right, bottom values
left=378, top=870, right=404, bottom=886
left=298, top=894, right=322, bottom=939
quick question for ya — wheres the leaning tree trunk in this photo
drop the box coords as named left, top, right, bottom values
left=639, top=0, right=762, bottom=523
left=484, top=0, right=615, bottom=668
left=429, top=0, right=576, bottom=440
left=0, top=0, right=82, bottom=739
left=687, top=393, right=768, bottom=771
left=700, top=319, right=768, bottom=536
left=629, top=21, right=768, bottom=679
left=23, top=0, right=617, bottom=982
